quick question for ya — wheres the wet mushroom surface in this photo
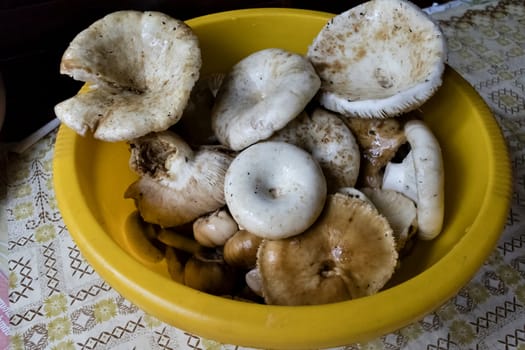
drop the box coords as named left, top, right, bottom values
left=257, top=193, right=398, bottom=306
left=307, top=0, right=446, bottom=118
left=54, top=11, right=202, bottom=142
left=54, top=0, right=447, bottom=305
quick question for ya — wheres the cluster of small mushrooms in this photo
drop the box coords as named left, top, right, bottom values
left=54, top=0, right=446, bottom=305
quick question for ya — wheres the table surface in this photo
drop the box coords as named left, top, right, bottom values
left=3, top=0, right=525, bottom=349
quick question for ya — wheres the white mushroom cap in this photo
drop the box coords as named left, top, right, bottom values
left=211, top=48, right=321, bottom=151
left=270, top=108, right=360, bottom=192
left=54, top=11, right=201, bottom=141
left=224, top=141, right=327, bottom=239
left=382, top=119, right=444, bottom=240
left=307, top=0, right=446, bottom=118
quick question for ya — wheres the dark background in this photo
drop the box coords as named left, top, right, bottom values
left=0, top=0, right=438, bottom=142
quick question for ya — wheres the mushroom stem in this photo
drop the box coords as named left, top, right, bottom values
left=382, top=152, right=418, bottom=202
left=382, top=120, right=444, bottom=240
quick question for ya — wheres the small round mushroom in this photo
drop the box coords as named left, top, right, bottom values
left=224, top=141, right=327, bottom=239
left=382, top=119, right=444, bottom=240
left=211, top=48, right=321, bottom=151
left=54, top=11, right=201, bottom=141
left=257, top=193, right=398, bottom=305
left=307, top=0, right=446, bottom=118
left=125, top=131, right=234, bottom=228
left=193, top=209, right=239, bottom=248
left=270, top=108, right=361, bottom=192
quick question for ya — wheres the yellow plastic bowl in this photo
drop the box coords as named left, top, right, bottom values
left=53, top=8, right=512, bottom=349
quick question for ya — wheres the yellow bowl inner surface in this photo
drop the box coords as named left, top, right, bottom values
left=53, top=8, right=512, bottom=350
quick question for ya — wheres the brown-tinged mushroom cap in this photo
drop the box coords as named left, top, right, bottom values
left=223, top=230, right=263, bottom=270
left=125, top=131, right=234, bottom=227
left=183, top=249, right=238, bottom=296
left=342, top=114, right=409, bottom=188
left=211, top=48, right=321, bottom=151
left=54, top=11, right=201, bottom=141
left=307, top=0, right=446, bottom=118
left=257, top=193, right=398, bottom=306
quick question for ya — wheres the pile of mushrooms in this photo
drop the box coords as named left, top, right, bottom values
left=54, top=0, right=446, bottom=305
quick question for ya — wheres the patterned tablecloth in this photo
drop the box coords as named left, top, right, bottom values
left=3, top=0, right=525, bottom=349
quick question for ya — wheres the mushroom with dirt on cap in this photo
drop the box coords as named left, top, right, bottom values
left=125, top=131, right=235, bottom=228
left=342, top=114, right=410, bottom=188
left=307, top=0, right=446, bottom=118
left=54, top=10, right=201, bottom=141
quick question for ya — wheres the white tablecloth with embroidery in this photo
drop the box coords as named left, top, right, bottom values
left=3, top=0, right=525, bottom=349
